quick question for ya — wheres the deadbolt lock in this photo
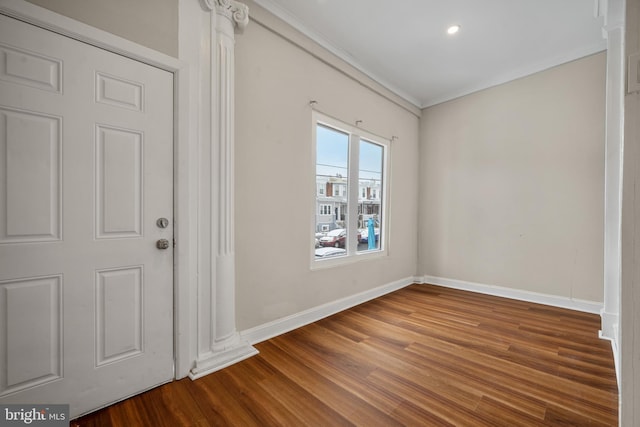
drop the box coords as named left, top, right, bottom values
left=156, top=217, right=170, bottom=229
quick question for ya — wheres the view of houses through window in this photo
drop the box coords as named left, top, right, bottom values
left=314, top=115, right=386, bottom=261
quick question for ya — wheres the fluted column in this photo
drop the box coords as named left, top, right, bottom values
left=190, top=0, right=257, bottom=379
left=599, top=0, right=624, bottom=355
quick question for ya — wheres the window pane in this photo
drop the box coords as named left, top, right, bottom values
left=358, top=139, right=383, bottom=252
left=315, top=124, right=348, bottom=259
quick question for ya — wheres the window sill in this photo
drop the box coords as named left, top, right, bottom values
left=311, top=248, right=388, bottom=270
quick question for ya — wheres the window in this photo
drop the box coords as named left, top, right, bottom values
left=319, top=204, right=332, bottom=215
left=313, top=112, right=388, bottom=264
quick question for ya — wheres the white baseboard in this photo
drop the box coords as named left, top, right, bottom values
left=419, top=275, right=603, bottom=314
left=240, top=274, right=605, bottom=347
left=188, top=341, right=259, bottom=380
left=240, top=276, right=417, bottom=345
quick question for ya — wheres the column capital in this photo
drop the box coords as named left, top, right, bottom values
left=203, top=0, right=249, bottom=32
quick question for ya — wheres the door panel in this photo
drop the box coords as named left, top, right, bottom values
left=1, top=275, right=62, bottom=394
left=0, top=107, right=61, bottom=243
left=95, top=125, right=143, bottom=238
left=95, top=266, right=143, bottom=366
left=0, top=14, right=174, bottom=418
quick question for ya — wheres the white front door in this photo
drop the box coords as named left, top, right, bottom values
left=0, top=15, right=174, bottom=418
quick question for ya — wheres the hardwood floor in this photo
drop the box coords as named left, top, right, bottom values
left=74, top=284, right=618, bottom=426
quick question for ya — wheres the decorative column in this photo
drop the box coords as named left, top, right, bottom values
left=599, top=0, right=624, bottom=360
left=190, top=0, right=258, bottom=379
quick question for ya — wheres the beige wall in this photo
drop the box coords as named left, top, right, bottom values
left=18, top=0, right=607, bottom=326
left=621, top=0, right=640, bottom=423
left=24, top=0, right=178, bottom=57
left=419, top=52, right=606, bottom=302
left=234, top=13, right=420, bottom=330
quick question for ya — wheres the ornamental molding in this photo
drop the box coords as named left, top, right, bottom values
left=202, top=0, right=249, bottom=32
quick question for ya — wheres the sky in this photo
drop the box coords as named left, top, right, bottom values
left=316, top=124, right=383, bottom=181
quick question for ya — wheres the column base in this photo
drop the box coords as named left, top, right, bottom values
left=189, top=340, right=259, bottom=380
left=599, top=309, right=619, bottom=341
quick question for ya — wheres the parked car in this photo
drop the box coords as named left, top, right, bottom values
left=315, top=247, right=346, bottom=258
left=319, top=228, right=346, bottom=248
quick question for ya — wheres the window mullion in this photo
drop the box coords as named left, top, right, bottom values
left=347, top=133, right=360, bottom=255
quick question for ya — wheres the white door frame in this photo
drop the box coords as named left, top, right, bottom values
left=0, top=0, right=195, bottom=379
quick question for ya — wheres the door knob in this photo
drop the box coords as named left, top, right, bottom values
left=156, top=239, right=170, bottom=250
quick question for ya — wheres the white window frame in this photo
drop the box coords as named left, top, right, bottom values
left=311, top=111, right=389, bottom=267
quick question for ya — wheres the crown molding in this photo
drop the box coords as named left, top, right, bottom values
left=421, top=43, right=607, bottom=108
left=252, top=0, right=422, bottom=109
left=252, top=0, right=608, bottom=109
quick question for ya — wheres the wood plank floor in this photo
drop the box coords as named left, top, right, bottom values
left=73, top=284, right=618, bottom=426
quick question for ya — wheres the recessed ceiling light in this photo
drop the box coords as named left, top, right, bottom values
left=447, top=25, right=461, bottom=35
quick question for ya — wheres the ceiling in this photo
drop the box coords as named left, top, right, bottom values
left=253, top=0, right=607, bottom=108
